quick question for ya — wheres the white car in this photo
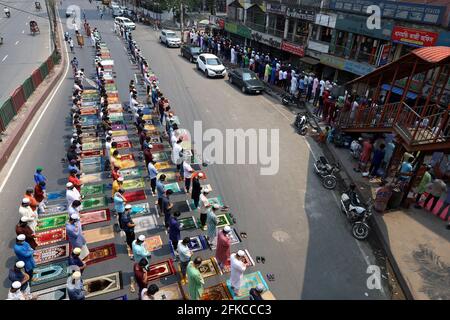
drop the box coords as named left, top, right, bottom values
left=114, top=17, right=136, bottom=30
left=159, top=30, right=181, bottom=48
left=196, top=53, right=227, bottom=78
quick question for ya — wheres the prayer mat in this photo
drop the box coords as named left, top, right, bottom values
left=144, top=119, right=154, bottom=125
left=149, top=136, right=162, bottom=144
left=133, top=214, right=158, bottom=233
left=31, top=261, right=68, bottom=286
left=85, top=243, right=116, bottom=265
left=82, top=141, right=103, bottom=151
left=153, top=283, right=185, bottom=300
left=81, top=172, right=109, bottom=184
left=84, top=225, right=115, bottom=244
left=34, top=243, right=69, bottom=265
left=81, top=196, right=107, bottom=211
left=33, top=283, right=68, bottom=300
left=144, top=124, right=157, bottom=131
left=36, top=214, right=68, bottom=232
left=215, top=249, right=255, bottom=274
left=188, top=235, right=208, bottom=252
left=84, top=271, right=122, bottom=299
left=120, top=159, right=138, bottom=169
left=120, top=154, right=135, bottom=161
left=208, top=196, right=224, bottom=207
left=80, top=131, right=98, bottom=139
left=81, top=101, right=97, bottom=107
left=109, top=112, right=123, bottom=121
left=201, top=283, right=232, bottom=300
left=143, top=235, right=163, bottom=251
left=171, top=200, right=190, bottom=214
left=142, top=114, right=152, bottom=120
left=150, top=143, right=165, bottom=152
left=107, top=92, right=119, bottom=98
left=111, top=123, right=126, bottom=130
left=122, top=178, right=145, bottom=191
left=81, top=125, right=97, bottom=131
left=142, top=108, right=152, bottom=115
left=153, top=151, right=169, bottom=161
left=111, top=130, right=128, bottom=136
left=112, top=295, right=128, bottom=300
left=83, top=89, right=97, bottom=94
left=155, top=161, right=174, bottom=171
left=124, top=189, right=146, bottom=202
left=80, top=108, right=97, bottom=116
left=81, top=149, right=105, bottom=158
left=111, top=135, right=129, bottom=143
left=80, top=116, right=98, bottom=126
left=82, top=136, right=101, bottom=144
left=216, top=213, right=234, bottom=228
left=116, top=140, right=132, bottom=149
left=107, top=97, right=120, bottom=104
left=226, top=271, right=269, bottom=300
left=178, top=216, right=198, bottom=230
left=81, top=184, right=105, bottom=197
left=80, top=163, right=103, bottom=174
left=44, top=203, right=68, bottom=216
left=209, top=228, right=241, bottom=250
left=46, top=190, right=65, bottom=202
left=119, top=167, right=143, bottom=179
left=198, top=258, right=219, bottom=279
left=145, top=259, right=176, bottom=282
left=80, top=209, right=111, bottom=226
left=158, top=171, right=177, bottom=182
left=35, top=227, right=67, bottom=247
left=164, top=182, right=181, bottom=193
left=130, top=202, right=151, bottom=216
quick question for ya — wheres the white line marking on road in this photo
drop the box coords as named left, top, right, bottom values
left=0, top=10, right=70, bottom=193
left=14, top=41, right=19, bottom=45
left=1, top=55, right=8, bottom=62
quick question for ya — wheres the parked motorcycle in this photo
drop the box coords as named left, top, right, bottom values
left=282, top=93, right=297, bottom=106
left=64, top=31, right=69, bottom=41
left=340, top=190, right=373, bottom=240
left=313, top=156, right=340, bottom=189
left=294, top=113, right=308, bottom=135
left=4, top=7, right=10, bottom=18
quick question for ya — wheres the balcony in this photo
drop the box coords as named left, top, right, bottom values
left=245, top=21, right=266, bottom=33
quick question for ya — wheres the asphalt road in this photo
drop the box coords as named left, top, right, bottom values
left=0, top=0, right=52, bottom=105
left=0, top=0, right=391, bottom=299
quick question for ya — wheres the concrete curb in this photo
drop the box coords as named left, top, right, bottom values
left=0, top=22, right=66, bottom=173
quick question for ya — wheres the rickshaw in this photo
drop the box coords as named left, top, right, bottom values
left=30, top=20, right=40, bottom=35
left=35, top=2, right=41, bottom=10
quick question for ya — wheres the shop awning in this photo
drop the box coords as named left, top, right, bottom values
left=228, top=0, right=244, bottom=9
left=299, top=56, right=320, bottom=65
left=381, top=84, right=418, bottom=100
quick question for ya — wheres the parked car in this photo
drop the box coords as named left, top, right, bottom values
left=114, top=16, right=136, bottom=30
left=159, top=30, right=181, bottom=47
left=180, top=45, right=202, bottom=63
left=111, top=4, right=123, bottom=17
left=196, top=53, right=227, bottom=78
left=228, top=68, right=265, bottom=94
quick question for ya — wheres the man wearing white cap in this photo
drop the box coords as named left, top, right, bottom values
left=230, top=250, right=247, bottom=295
left=15, top=217, right=37, bottom=249
left=9, top=261, right=30, bottom=295
left=112, top=176, right=124, bottom=199
left=206, top=204, right=219, bottom=245
left=68, top=248, right=87, bottom=274
left=19, top=198, right=38, bottom=233
left=249, top=284, right=266, bottom=300
left=66, top=182, right=81, bottom=207
left=132, top=235, right=151, bottom=268
left=67, top=271, right=85, bottom=300
left=66, top=214, right=90, bottom=260
left=7, top=281, right=27, bottom=300
left=215, top=226, right=231, bottom=269
left=147, top=159, right=158, bottom=196
left=14, top=234, right=35, bottom=279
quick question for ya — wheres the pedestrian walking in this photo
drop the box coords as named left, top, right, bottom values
left=24, top=188, right=38, bottom=213
left=15, top=217, right=37, bottom=250
left=230, top=250, right=247, bottom=295
left=69, top=38, right=74, bottom=53
left=34, top=181, right=46, bottom=214
left=68, top=200, right=81, bottom=218
left=111, top=176, right=124, bottom=199
left=215, top=226, right=231, bottom=269
left=67, top=271, right=85, bottom=300
left=177, top=237, right=192, bottom=281
left=423, top=179, right=447, bottom=212
left=34, top=166, right=47, bottom=187
left=132, top=235, right=152, bottom=268
left=187, top=257, right=205, bottom=300
left=14, top=234, right=35, bottom=279
left=66, top=214, right=89, bottom=260
left=414, top=165, right=433, bottom=208
left=7, top=281, right=32, bottom=300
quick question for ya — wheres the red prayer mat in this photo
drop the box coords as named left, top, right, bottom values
left=80, top=108, right=97, bottom=115
left=145, top=259, right=176, bottom=282
left=80, top=209, right=111, bottom=226
left=119, top=153, right=135, bottom=161
left=81, top=150, right=105, bottom=158
left=124, top=189, right=146, bottom=202
left=85, top=243, right=117, bottom=266
left=35, top=228, right=67, bottom=247
left=151, top=144, right=165, bottom=152
left=34, top=243, right=70, bottom=265
left=116, top=141, right=132, bottom=149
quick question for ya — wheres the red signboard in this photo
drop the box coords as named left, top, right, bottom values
left=217, top=18, right=225, bottom=29
left=281, top=41, right=304, bottom=57
left=391, top=26, right=438, bottom=47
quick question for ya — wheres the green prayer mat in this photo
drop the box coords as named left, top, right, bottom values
left=120, top=168, right=143, bottom=179
left=179, top=216, right=197, bottom=230
left=81, top=184, right=105, bottom=197
left=122, top=178, right=145, bottom=190
left=36, top=214, right=68, bottom=232
left=164, top=182, right=181, bottom=193
left=82, top=196, right=107, bottom=210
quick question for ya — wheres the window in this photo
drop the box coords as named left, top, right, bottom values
left=242, top=72, right=258, bottom=81
left=206, top=58, right=222, bottom=65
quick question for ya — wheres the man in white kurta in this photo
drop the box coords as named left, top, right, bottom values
left=66, top=182, right=81, bottom=207
left=230, top=250, right=247, bottom=295
left=19, top=198, right=38, bottom=233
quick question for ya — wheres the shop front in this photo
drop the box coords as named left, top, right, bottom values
left=224, top=21, right=251, bottom=45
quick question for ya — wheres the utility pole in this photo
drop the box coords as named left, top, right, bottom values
left=180, top=1, right=184, bottom=43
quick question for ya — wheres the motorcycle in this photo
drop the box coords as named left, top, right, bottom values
left=313, top=156, right=340, bottom=189
left=340, top=192, right=373, bottom=240
left=282, top=93, right=297, bottom=106
left=4, top=8, right=10, bottom=18
left=294, top=113, right=308, bottom=135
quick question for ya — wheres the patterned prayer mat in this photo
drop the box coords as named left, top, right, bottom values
left=201, top=283, right=232, bottom=300
left=143, top=235, right=163, bottom=251
left=164, top=182, right=181, bottom=193
left=85, top=243, right=116, bottom=265
left=81, top=184, right=105, bottom=197
left=34, top=243, right=70, bottom=265
left=153, top=282, right=185, bottom=300
left=120, top=159, right=138, bottom=169
left=198, top=258, right=219, bottom=279
left=214, top=249, right=255, bottom=274
left=209, top=228, right=241, bottom=250
left=81, top=149, right=105, bottom=158
left=111, top=130, right=128, bottom=136
left=144, top=124, right=157, bottom=131
left=80, top=108, right=97, bottom=116
left=124, top=189, right=146, bottom=202
left=80, top=131, right=98, bottom=139
left=146, top=259, right=176, bottom=282
left=157, top=171, right=177, bottom=182
left=36, top=214, right=68, bottom=232
left=129, top=202, right=151, bottom=216
left=81, top=163, right=104, bottom=174
left=116, top=140, right=132, bottom=149
left=119, top=167, right=143, bottom=179
left=152, top=152, right=169, bottom=162
left=82, top=141, right=102, bottom=151
left=46, top=190, right=65, bottom=202
left=111, top=123, right=126, bottom=130
left=31, top=261, right=68, bottom=286
left=178, top=216, right=198, bottom=230
left=226, top=271, right=269, bottom=300
left=133, top=214, right=158, bottom=233
left=122, top=178, right=145, bottom=190
left=81, top=196, right=107, bottom=211
left=84, top=271, right=122, bottom=299
left=80, top=156, right=102, bottom=165
left=80, top=209, right=111, bottom=226
left=188, top=196, right=223, bottom=211
left=188, top=235, right=208, bottom=252
left=83, top=225, right=115, bottom=244
left=216, top=213, right=234, bottom=228
left=81, top=172, right=109, bottom=184
left=150, top=143, right=165, bottom=152
left=33, top=283, right=68, bottom=300
left=35, top=227, right=67, bottom=247
left=111, top=135, right=129, bottom=143
left=155, top=161, right=174, bottom=171
left=44, top=203, right=68, bottom=216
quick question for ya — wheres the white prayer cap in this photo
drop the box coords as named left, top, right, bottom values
left=12, top=281, right=22, bottom=289
left=70, top=214, right=80, bottom=220
left=148, top=144, right=153, bottom=149
left=138, top=235, right=145, bottom=241
left=213, top=204, right=220, bottom=210
left=237, top=250, right=245, bottom=257
left=20, top=216, right=30, bottom=223
left=223, top=226, right=231, bottom=233
left=72, top=271, right=81, bottom=280
left=108, top=130, right=113, bottom=135
left=66, top=182, right=74, bottom=188
left=22, top=198, right=30, bottom=204
left=72, top=133, right=78, bottom=137
left=16, top=234, right=26, bottom=241
left=73, top=247, right=82, bottom=255
left=15, top=261, right=25, bottom=268
left=198, top=172, right=204, bottom=178
left=125, top=204, right=132, bottom=209
left=118, top=176, right=124, bottom=182
left=256, top=284, right=265, bottom=292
